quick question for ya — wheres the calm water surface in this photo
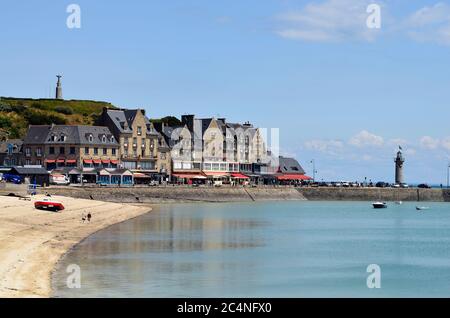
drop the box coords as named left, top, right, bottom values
left=53, top=201, right=450, bottom=297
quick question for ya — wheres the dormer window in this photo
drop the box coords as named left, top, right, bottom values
left=50, top=135, right=57, bottom=142
left=102, top=135, right=107, bottom=143
left=60, top=134, right=67, bottom=142
left=88, top=134, right=93, bottom=143
left=111, top=136, right=115, bottom=143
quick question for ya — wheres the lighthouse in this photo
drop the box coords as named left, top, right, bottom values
left=395, top=147, right=405, bottom=185
left=55, top=75, right=63, bottom=100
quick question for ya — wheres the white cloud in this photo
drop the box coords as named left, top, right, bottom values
left=441, top=137, right=450, bottom=151
left=404, top=2, right=450, bottom=45
left=276, top=0, right=382, bottom=42
left=349, top=130, right=384, bottom=147
left=304, top=139, right=344, bottom=154
left=420, top=136, right=440, bottom=150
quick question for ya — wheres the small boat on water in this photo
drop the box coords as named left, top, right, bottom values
left=34, top=198, right=65, bottom=212
left=373, top=202, right=388, bottom=209
left=395, top=201, right=403, bottom=205
left=416, top=206, right=430, bottom=211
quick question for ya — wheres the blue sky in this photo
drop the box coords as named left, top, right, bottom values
left=1, top=0, right=450, bottom=183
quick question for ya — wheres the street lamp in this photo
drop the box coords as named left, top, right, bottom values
left=310, top=159, right=317, bottom=182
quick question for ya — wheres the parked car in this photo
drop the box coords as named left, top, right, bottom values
left=50, top=174, right=70, bottom=185
left=342, top=182, right=350, bottom=188
left=376, top=182, right=389, bottom=188
left=418, top=183, right=431, bottom=189
left=148, top=180, right=159, bottom=187
left=3, top=174, right=22, bottom=184
left=400, top=183, right=409, bottom=188
left=392, top=183, right=400, bottom=188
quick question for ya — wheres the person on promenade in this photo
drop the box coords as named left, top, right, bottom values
left=87, top=212, right=92, bottom=222
left=81, top=212, right=86, bottom=223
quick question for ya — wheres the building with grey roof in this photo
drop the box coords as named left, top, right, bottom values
left=100, top=108, right=160, bottom=173
left=22, top=125, right=120, bottom=171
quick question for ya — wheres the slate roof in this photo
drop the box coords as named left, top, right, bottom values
left=11, top=166, right=49, bottom=175
left=278, top=156, right=306, bottom=174
left=23, top=125, right=118, bottom=146
left=104, top=109, right=158, bottom=135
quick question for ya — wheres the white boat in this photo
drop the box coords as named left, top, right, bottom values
left=395, top=201, right=403, bottom=205
left=373, top=202, right=388, bottom=209
left=416, top=206, right=430, bottom=211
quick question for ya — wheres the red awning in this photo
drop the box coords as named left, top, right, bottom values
left=45, top=159, right=56, bottom=163
left=83, top=159, right=93, bottom=164
left=133, top=173, right=151, bottom=179
left=93, top=159, right=102, bottom=164
left=231, top=173, right=249, bottom=179
left=111, top=160, right=119, bottom=164
left=276, top=174, right=312, bottom=181
left=102, top=159, right=111, bottom=164
left=173, top=173, right=207, bottom=180
left=66, top=160, right=76, bottom=164
left=56, top=159, right=65, bottom=163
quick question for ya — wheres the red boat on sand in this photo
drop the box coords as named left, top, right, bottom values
left=34, top=198, right=65, bottom=212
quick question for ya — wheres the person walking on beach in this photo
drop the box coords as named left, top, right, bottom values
left=81, top=212, right=86, bottom=223
left=87, top=212, right=92, bottom=222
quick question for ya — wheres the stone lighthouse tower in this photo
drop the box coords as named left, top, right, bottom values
left=55, top=75, right=63, bottom=100
left=395, top=147, right=405, bottom=185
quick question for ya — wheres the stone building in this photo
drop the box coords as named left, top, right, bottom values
left=22, top=125, right=119, bottom=170
left=100, top=108, right=159, bottom=173
left=0, top=139, right=23, bottom=167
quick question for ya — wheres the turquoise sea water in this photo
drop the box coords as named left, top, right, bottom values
left=52, top=201, right=450, bottom=298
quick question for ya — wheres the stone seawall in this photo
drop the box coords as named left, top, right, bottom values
left=41, top=186, right=307, bottom=203
left=35, top=186, right=450, bottom=203
left=297, top=188, right=450, bottom=202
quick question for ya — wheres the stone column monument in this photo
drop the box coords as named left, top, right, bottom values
left=55, top=75, right=63, bottom=100
left=395, top=147, right=405, bottom=185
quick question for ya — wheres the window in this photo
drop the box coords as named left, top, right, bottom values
left=60, top=135, right=66, bottom=142
left=160, top=153, right=166, bottom=160
left=60, top=147, right=65, bottom=155
left=70, top=147, right=76, bottom=155
left=36, top=160, right=42, bottom=166
left=94, top=148, right=98, bottom=155
left=102, top=135, right=107, bottom=143
left=25, top=159, right=31, bottom=166
left=25, top=148, right=31, bottom=157
left=36, top=148, right=42, bottom=157
left=49, top=147, right=55, bottom=155
left=88, top=134, right=93, bottom=143
left=137, top=126, right=142, bottom=136
left=103, top=148, right=107, bottom=155
left=111, top=136, right=115, bottom=143
left=112, top=148, right=116, bottom=156
left=50, top=135, right=56, bottom=142
left=142, top=138, right=146, bottom=148
left=133, top=137, right=137, bottom=147
left=85, top=147, right=89, bottom=155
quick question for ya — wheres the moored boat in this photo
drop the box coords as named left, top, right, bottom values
left=416, top=206, right=430, bottom=211
left=372, top=202, right=388, bottom=209
left=34, top=198, right=65, bottom=212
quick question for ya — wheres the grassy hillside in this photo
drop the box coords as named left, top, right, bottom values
left=0, top=97, right=117, bottom=139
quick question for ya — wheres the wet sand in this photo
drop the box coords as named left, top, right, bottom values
left=0, top=195, right=151, bottom=298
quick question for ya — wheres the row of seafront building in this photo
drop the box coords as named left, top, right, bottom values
left=0, top=107, right=311, bottom=186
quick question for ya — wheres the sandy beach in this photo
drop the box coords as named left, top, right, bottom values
left=0, top=195, right=151, bottom=298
